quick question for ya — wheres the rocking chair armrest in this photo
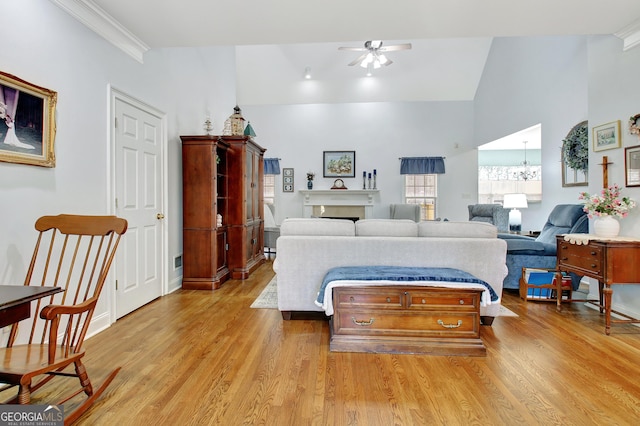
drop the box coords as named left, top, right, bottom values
left=40, top=298, right=97, bottom=320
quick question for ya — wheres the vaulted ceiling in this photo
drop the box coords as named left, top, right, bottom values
left=54, top=0, right=640, bottom=103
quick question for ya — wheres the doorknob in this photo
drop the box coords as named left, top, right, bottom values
left=157, top=213, right=165, bottom=220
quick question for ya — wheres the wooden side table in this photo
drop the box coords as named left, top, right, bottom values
left=556, top=235, right=640, bottom=335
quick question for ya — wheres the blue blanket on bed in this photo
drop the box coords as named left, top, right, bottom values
left=316, top=266, right=498, bottom=305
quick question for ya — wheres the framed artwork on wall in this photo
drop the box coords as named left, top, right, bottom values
left=561, top=120, right=588, bottom=187
left=323, top=151, right=355, bottom=177
left=592, top=120, right=621, bottom=152
left=625, top=145, right=640, bottom=187
left=0, top=71, right=57, bottom=167
left=282, top=167, right=294, bottom=192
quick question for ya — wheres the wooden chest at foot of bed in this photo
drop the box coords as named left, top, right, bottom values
left=329, top=286, right=486, bottom=356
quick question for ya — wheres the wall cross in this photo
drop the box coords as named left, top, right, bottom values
left=599, top=155, right=612, bottom=188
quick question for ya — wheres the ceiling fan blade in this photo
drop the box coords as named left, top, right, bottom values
left=379, top=43, right=412, bottom=52
left=338, top=47, right=367, bottom=52
left=348, top=53, right=368, bottom=66
left=383, top=58, right=393, bottom=66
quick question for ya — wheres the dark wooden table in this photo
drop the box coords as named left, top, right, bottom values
left=0, top=285, right=63, bottom=328
left=556, top=235, right=640, bottom=335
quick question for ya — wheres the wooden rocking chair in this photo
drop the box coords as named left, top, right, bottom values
left=0, top=214, right=127, bottom=425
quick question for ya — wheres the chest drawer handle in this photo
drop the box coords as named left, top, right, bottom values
left=437, top=319, right=463, bottom=329
left=459, top=299, right=465, bottom=305
left=352, top=317, right=374, bottom=326
left=386, top=297, right=391, bottom=303
left=349, top=296, right=355, bottom=302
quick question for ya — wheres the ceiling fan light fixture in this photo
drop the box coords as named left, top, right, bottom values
left=304, top=67, right=311, bottom=79
left=377, top=54, right=388, bottom=65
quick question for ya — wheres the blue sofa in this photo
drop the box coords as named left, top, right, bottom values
left=499, top=204, right=588, bottom=290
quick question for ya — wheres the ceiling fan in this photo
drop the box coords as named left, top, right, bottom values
left=338, top=40, right=412, bottom=73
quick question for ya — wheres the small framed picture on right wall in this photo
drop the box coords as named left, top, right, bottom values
left=625, top=145, right=640, bottom=187
left=593, top=120, right=622, bottom=152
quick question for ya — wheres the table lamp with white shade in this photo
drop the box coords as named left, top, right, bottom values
left=503, top=193, right=528, bottom=233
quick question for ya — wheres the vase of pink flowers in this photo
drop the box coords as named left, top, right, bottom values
left=579, top=184, right=636, bottom=238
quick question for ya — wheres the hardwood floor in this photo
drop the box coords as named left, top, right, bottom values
left=7, top=260, right=640, bottom=425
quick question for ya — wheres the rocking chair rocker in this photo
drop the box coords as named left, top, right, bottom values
left=0, top=214, right=127, bottom=424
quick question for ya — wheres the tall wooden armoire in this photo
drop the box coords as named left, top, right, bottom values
left=224, top=135, right=266, bottom=279
left=181, top=135, right=231, bottom=290
left=181, top=135, right=265, bottom=290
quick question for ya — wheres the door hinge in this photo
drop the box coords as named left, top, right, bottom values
left=115, top=279, right=118, bottom=291
left=115, top=117, right=118, bottom=128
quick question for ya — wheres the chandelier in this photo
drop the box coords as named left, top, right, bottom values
left=513, top=141, right=537, bottom=181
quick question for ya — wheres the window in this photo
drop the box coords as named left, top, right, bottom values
left=404, top=174, right=437, bottom=220
left=478, top=124, right=542, bottom=204
left=263, top=174, right=275, bottom=205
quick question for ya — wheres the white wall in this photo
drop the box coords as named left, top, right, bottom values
left=587, top=35, right=640, bottom=317
left=242, top=101, right=477, bottom=223
left=0, top=1, right=236, bottom=337
left=474, top=36, right=589, bottom=231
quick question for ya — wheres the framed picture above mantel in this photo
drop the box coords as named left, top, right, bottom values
left=0, top=71, right=57, bottom=167
left=323, top=151, right=355, bottom=177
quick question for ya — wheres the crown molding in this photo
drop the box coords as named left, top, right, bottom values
left=50, top=0, right=149, bottom=63
left=615, top=19, right=640, bottom=51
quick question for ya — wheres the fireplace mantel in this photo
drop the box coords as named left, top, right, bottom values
left=299, top=190, right=379, bottom=219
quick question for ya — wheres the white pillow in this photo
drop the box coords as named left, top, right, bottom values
left=280, top=218, right=355, bottom=236
left=356, top=219, right=418, bottom=237
left=418, top=221, right=497, bottom=238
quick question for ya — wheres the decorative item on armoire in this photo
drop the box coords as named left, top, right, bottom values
left=229, top=105, right=245, bottom=135
left=204, top=117, right=213, bottom=135
left=244, top=121, right=256, bottom=137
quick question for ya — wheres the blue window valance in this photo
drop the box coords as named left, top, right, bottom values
left=264, top=158, right=281, bottom=175
left=400, top=157, right=445, bottom=174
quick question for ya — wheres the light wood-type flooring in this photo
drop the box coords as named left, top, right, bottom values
left=5, top=260, right=640, bottom=425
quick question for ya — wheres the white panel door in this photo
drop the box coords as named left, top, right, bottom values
left=114, top=95, right=164, bottom=318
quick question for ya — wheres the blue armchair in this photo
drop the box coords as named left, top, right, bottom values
left=468, top=204, right=509, bottom=232
left=499, top=204, right=588, bottom=290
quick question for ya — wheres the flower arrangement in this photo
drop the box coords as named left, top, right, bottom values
left=306, top=172, right=315, bottom=181
left=579, top=184, right=636, bottom=218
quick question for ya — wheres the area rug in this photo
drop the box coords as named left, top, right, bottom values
left=250, top=276, right=278, bottom=308
left=251, top=276, right=519, bottom=317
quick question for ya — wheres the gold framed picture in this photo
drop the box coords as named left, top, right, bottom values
left=0, top=71, right=57, bottom=167
left=592, top=120, right=621, bottom=152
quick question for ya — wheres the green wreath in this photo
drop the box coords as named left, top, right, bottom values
left=562, top=120, right=588, bottom=171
